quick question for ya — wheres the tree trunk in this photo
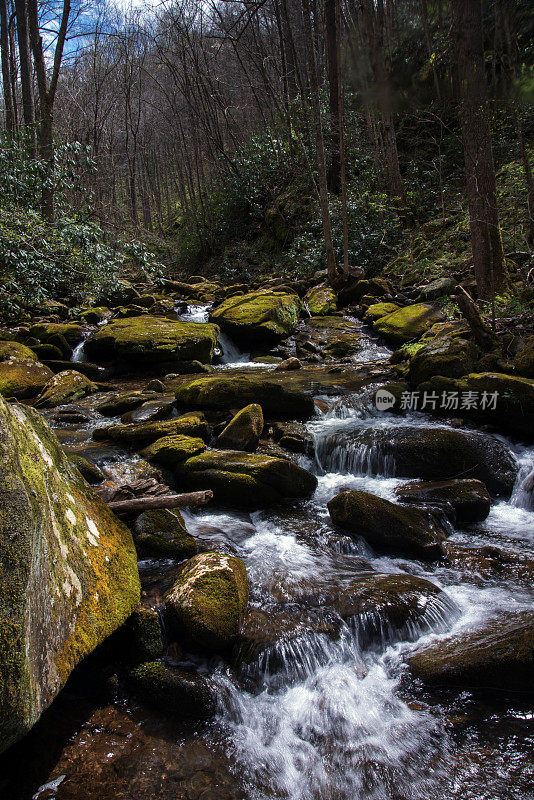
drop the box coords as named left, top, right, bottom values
left=14, top=0, right=35, bottom=154
left=0, top=0, right=15, bottom=132
left=106, top=490, right=213, bottom=516
left=325, top=0, right=341, bottom=194
left=452, top=0, right=507, bottom=299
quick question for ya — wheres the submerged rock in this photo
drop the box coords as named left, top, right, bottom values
left=0, top=396, right=140, bottom=753
left=327, top=489, right=446, bottom=559
left=85, top=316, right=219, bottom=365
left=0, top=358, right=53, bottom=399
left=94, top=412, right=210, bottom=447
left=132, top=508, right=197, bottom=559
left=175, top=374, right=315, bottom=418
left=406, top=611, right=534, bottom=690
left=164, top=552, right=249, bottom=651
left=395, top=479, right=491, bottom=525
left=176, top=449, right=318, bottom=508
left=35, top=369, right=98, bottom=408
left=210, top=290, right=301, bottom=343
left=120, top=398, right=174, bottom=424
left=128, top=661, right=217, bottom=717
left=373, top=303, right=447, bottom=346
left=216, top=403, right=264, bottom=452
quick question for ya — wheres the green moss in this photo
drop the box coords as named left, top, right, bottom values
left=29, top=323, right=83, bottom=345
left=373, top=303, right=447, bottom=346
left=304, top=285, right=338, bottom=315
left=139, top=434, right=207, bottom=466
left=0, top=341, right=37, bottom=362
left=216, top=403, right=264, bottom=452
left=93, top=412, right=210, bottom=447
left=0, top=358, right=53, bottom=399
left=35, top=370, right=98, bottom=408
left=210, top=290, right=301, bottom=342
left=363, top=302, right=400, bottom=324
left=132, top=509, right=198, bottom=559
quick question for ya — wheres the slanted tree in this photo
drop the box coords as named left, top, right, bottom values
left=452, top=0, right=507, bottom=298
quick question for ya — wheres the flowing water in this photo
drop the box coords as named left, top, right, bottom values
left=14, top=304, right=534, bottom=800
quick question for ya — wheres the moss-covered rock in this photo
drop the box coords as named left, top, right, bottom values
left=514, top=336, right=534, bottom=378
left=306, top=316, right=361, bottom=359
left=165, top=552, right=248, bottom=651
left=395, top=479, right=491, bottom=525
left=96, top=391, right=161, bottom=417
left=69, top=454, right=105, bottom=484
left=79, top=306, right=110, bottom=324
left=339, top=277, right=390, bottom=305
left=85, top=316, right=219, bottom=364
left=175, top=374, right=315, bottom=418
left=327, top=489, right=446, bottom=559
left=351, top=425, right=517, bottom=497
left=464, top=372, right=534, bottom=436
left=29, top=323, right=84, bottom=347
left=93, top=412, right=210, bottom=447
left=406, top=611, right=534, bottom=690
left=35, top=370, right=98, bottom=408
left=176, top=449, right=318, bottom=508
left=210, top=290, right=301, bottom=343
left=0, top=341, right=37, bottom=362
left=417, top=276, right=456, bottom=301
left=139, top=434, right=207, bottom=467
left=272, top=421, right=315, bottom=456
left=127, top=661, right=217, bottom=716
left=408, top=337, right=478, bottom=386
left=132, top=508, right=197, bottom=559
left=125, top=608, right=164, bottom=662
left=216, top=403, right=264, bottom=452
left=363, top=302, right=400, bottom=324
left=373, top=303, right=447, bottom=346
left=0, top=396, right=140, bottom=753
left=0, top=358, right=53, bottom=399
left=304, top=284, right=337, bottom=315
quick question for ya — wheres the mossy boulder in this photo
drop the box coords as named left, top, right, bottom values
left=327, top=490, right=446, bottom=559
left=0, top=341, right=37, bottom=362
left=406, top=611, right=534, bottom=690
left=121, top=398, right=174, bottom=424
left=363, top=302, right=400, bottom=324
left=85, top=316, right=219, bottom=364
left=352, top=425, right=517, bottom=497
left=417, top=277, right=456, bottom=301
left=176, top=449, right=318, bottom=508
left=339, top=277, right=390, bottom=305
left=127, top=661, right=217, bottom=717
left=35, top=370, right=98, bottom=408
left=140, top=435, right=207, bottom=467
left=306, top=316, right=361, bottom=358
left=93, top=412, right=210, bottom=447
left=408, top=337, right=478, bottom=386
left=175, top=375, right=315, bottom=418
left=304, top=284, right=338, bottom=315
left=79, top=306, right=110, bottom=324
left=0, top=358, right=53, bottom=399
left=125, top=608, right=164, bottom=662
left=216, top=404, right=264, bottom=452
left=164, top=552, right=249, bottom=651
left=514, top=336, right=534, bottom=378
left=132, top=508, right=197, bottom=559
left=210, top=290, right=301, bottom=343
left=373, top=303, right=447, bottom=346
left=96, top=390, right=161, bottom=417
left=29, top=323, right=84, bottom=347
left=464, top=372, right=534, bottom=436
left=69, top=454, right=105, bottom=484
left=0, top=396, right=140, bottom=753
left=395, top=479, right=491, bottom=525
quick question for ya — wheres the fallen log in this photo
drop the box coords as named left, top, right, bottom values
left=107, top=490, right=213, bottom=515
left=455, top=286, right=497, bottom=350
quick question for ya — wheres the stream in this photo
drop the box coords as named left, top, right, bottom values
left=4, top=305, right=533, bottom=800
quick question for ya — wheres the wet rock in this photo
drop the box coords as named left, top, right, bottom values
left=127, top=661, right=217, bottom=717
left=94, top=412, right=210, bottom=447
left=70, top=454, right=106, bottom=484
left=0, top=396, right=140, bottom=753
left=417, top=277, right=456, bottom=301
left=121, top=398, right=174, bottom=424
left=0, top=358, right=53, bottom=399
left=85, top=316, right=219, bottom=365
left=132, top=509, right=197, bottom=559
left=45, top=360, right=110, bottom=381
left=514, top=335, right=534, bottom=378
left=0, top=340, right=37, bottom=361
left=328, top=489, right=446, bottom=559
left=145, top=378, right=166, bottom=392
left=338, top=277, right=390, bottom=305
left=216, top=403, right=264, bottom=452
left=408, top=337, right=478, bottom=386
left=351, top=425, right=518, bottom=497
left=175, top=374, right=315, bottom=418
left=406, top=611, right=534, bottom=690
left=176, top=449, right=318, bottom=508
left=125, top=608, right=164, bottom=662
left=29, top=322, right=84, bottom=347
left=96, top=391, right=161, bottom=416
left=79, top=306, right=110, bottom=324
left=304, top=284, right=338, bottom=315
left=35, top=370, right=98, bottom=408
left=210, top=290, right=301, bottom=343
left=274, top=356, right=302, bottom=371
left=463, top=372, right=534, bottom=436
left=30, top=342, right=64, bottom=360
left=164, top=552, right=248, bottom=651
left=306, top=316, right=361, bottom=358
left=140, top=434, right=207, bottom=467
left=271, top=421, right=315, bottom=455
left=373, top=303, right=447, bottom=346
left=395, top=479, right=491, bottom=525
left=363, top=302, right=400, bottom=324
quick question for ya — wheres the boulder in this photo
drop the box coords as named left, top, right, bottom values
left=514, top=336, right=534, bottom=378
left=139, top=435, right=207, bottom=467
left=210, top=290, right=301, bottom=343
left=176, top=449, right=318, bottom=508
left=351, top=425, right=517, bottom=497
left=0, top=341, right=37, bottom=362
left=306, top=316, right=361, bottom=358
left=0, top=358, right=53, bottom=399
left=272, top=421, right=315, bottom=456
left=85, top=316, right=219, bottom=364
left=69, top=454, right=105, bottom=484
left=35, top=370, right=98, bottom=408
left=327, top=490, right=446, bottom=559
left=0, top=397, right=140, bottom=753
left=395, top=479, right=491, bottom=525
left=120, top=398, right=174, bottom=424
left=131, top=508, right=197, bottom=559
left=93, top=412, right=210, bottom=447
left=127, top=661, right=217, bottom=717
left=406, top=611, right=534, bottom=690
left=464, top=372, right=534, bottom=436
left=124, top=608, right=164, bottom=663
left=164, top=552, right=248, bottom=651
left=29, top=323, right=84, bottom=347
left=174, top=375, right=315, bottom=419
left=339, top=277, right=390, bottom=305
left=79, top=306, right=110, bottom=324
left=304, top=284, right=338, bottom=315
left=408, top=337, right=478, bottom=386
left=96, top=391, right=161, bottom=417
left=373, top=303, right=447, bottom=346
left=363, top=302, right=400, bottom=324
left=417, top=277, right=456, bottom=301
left=216, top=404, right=264, bottom=452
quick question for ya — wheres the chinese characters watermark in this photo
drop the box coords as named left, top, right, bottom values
left=375, top=388, right=499, bottom=412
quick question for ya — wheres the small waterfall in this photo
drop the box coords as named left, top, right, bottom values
left=314, top=434, right=397, bottom=478
left=217, top=330, right=249, bottom=365
left=71, top=338, right=88, bottom=363
left=510, top=450, right=534, bottom=511
left=178, top=303, right=211, bottom=322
